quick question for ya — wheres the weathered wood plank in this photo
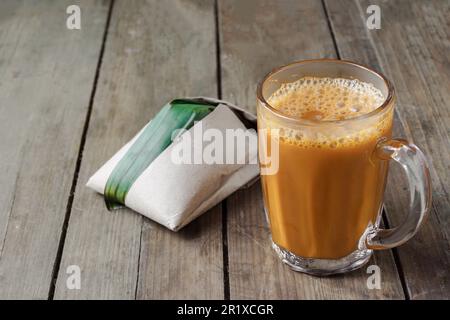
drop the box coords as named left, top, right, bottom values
left=0, top=0, right=110, bottom=299
left=325, top=0, right=449, bottom=299
left=219, top=0, right=404, bottom=299
left=54, top=0, right=223, bottom=299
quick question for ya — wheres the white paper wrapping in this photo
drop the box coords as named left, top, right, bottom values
left=86, top=101, right=259, bottom=231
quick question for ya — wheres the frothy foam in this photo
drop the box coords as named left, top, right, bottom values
left=268, top=77, right=385, bottom=121
left=265, top=77, right=391, bottom=148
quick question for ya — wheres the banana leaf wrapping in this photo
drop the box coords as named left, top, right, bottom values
left=86, top=97, right=258, bottom=231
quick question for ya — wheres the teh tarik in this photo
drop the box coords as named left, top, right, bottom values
left=259, top=77, right=394, bottom=259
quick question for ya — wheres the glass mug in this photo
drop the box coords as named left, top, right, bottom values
left=257, top=59, right=431, bottom=275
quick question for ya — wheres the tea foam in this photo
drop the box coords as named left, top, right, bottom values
left=266, top=77, right=391, bottom=148
left=269, top=77, right=385, bottom=121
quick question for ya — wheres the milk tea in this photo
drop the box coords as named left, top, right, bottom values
left=260, top=77, right=393, bottom=259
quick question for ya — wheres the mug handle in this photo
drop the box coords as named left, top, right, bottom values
left=366, top=138, right=432, bottom=250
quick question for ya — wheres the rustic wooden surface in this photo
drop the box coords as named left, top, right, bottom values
left=0, top=0, right=448, bottom=299
left=0, top=0, right=110, bottom=299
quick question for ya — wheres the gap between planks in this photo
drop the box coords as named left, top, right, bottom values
left=321, top=0, right=410, bottom=299
left=214, top=0, right=231, bottom=301
left=47, top=0, right=116, bottom=300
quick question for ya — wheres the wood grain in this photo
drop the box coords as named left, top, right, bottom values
left=324, top=0, right=449, bottom=299
left=219, top=0, right=404, bottom=299
left=0, top=0, right=110, bottom=299
left=53, top=0, right=223, bottom=299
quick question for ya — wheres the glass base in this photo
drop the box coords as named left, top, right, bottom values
left=272, top=242, right=372, bottom=276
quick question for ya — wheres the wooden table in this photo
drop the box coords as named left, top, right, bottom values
left=0, top=0, right=448, bottom=300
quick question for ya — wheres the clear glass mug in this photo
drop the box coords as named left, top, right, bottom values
left=257, top=59, right=431, bottom=275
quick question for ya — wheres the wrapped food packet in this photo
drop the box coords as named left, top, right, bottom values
left=86, top=97, right=259, bottom=231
